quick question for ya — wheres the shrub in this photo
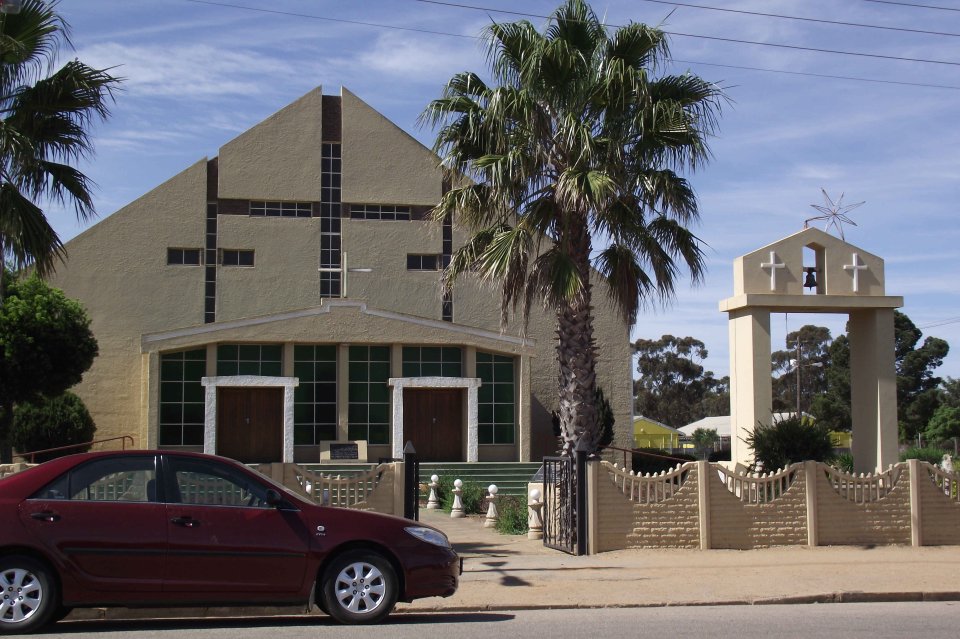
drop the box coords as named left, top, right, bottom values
left=494, top=495, right=528, bottom=535
left=899, top=447, right=945, bottom=465
left=436, top=476, right=486, bottom=514
left=631, top=448, right=697, bottom=475
left=745, top=416, right=833, bottom=472
left=830, top=452, right=854, bottom=473
left=10, top=392, right=96, bottom=462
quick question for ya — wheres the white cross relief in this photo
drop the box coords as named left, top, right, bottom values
left=760, top=251, right=786, bottom=291
left=843, top=252, right=868, bottom=293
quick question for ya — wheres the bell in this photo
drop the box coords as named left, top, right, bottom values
left=803, top=267, right=817, bottom=289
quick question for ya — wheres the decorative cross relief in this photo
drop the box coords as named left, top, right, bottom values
left=760, top=251, right=786, bottom=291
left=843, top=252, right=868, bottom=293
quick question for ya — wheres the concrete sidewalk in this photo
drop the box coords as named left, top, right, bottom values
left=397, top=509, right=960, bottom=612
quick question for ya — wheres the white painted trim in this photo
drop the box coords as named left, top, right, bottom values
left=143, top=300, right=534, bottom=349
left=388, top=377, right=481, bottom=462
left=200, top=376, right=299, bottom=463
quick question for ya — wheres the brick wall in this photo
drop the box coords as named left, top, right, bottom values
left=588, top=460, right=958, bottom=552
left=709, top=469, right=807, bottom=549
left=815, top=467, right=911, bottom=546
left=917, top=466, right=960, bottom=546
left=594, top=464, right=700, bottom=551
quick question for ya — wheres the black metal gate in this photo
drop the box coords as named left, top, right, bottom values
left=543, top=456, right=576, bottom=554
left=403, top=441, right=419, bottom=521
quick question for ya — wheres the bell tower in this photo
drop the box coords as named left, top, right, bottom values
left=720, top=227, right=903, bottom=472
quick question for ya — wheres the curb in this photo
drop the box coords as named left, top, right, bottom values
left=68, top=591, right=960, bottom=622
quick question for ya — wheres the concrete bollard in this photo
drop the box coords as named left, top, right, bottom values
left=527, top=488, right=543, bottom=540
left=484, top=484, right=499, bottom=528
left=427, top=475, right=440, bottom=509
left=450, top=479, right=465, bottom=518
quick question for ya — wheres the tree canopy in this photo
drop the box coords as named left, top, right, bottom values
left=0, top=273, right=97, bottom=460
left=633, top=334, right=728, bottom=427
left=0, top=0, right=121, bottom=282
left=422, top=0, right=723, bottom=454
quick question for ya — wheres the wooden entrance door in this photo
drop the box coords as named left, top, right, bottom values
left=216, top=387, right=283, bottom=463
left=403, top=389, right=463, bottom=462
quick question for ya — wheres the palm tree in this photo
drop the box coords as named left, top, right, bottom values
left=0, top=0, right=120, bottom=294
left=421, top=0, right=723, bottom=455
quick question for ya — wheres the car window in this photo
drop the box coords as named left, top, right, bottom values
left=169, top=458, right=271, bottom=508
left=33, top=457, right=157, bottom=502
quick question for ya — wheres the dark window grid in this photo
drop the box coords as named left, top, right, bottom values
left=349, top=204, right=411, bottom=221
left=221, top=249, right=254, bottom=267
left=347, top=347, right=391, bottom=445
left=167, top=248, right=203, bottom=266
left=477, top=353, right=516, bottom=444
left=293, top=349, right=338, bottom=446
left=250, top=201, right=313, bottom=218
left=442, top=297, right=453, bottom=322
left=216, top=344, right=282, bottom=376
left=407, top=254, right=440, bottom=271
left=159, top=350, right=206, bottom=446
left=401, top=346, right=462, bottom=377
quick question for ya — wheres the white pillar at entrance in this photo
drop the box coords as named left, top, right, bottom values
left=200, top=376, right=299, bottom=463
left=728, top=308, right=773, bottom=468
left=388, top=377, right=481, bottom=461
left=849, top=309, right=899, bottom=472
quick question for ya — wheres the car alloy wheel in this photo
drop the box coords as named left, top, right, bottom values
left=321, top=550, right=397, bottom=624
left=0, top=556, right=57, bottom=634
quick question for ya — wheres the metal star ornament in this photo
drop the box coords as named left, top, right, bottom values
left=804, top=189, right=864, bottom=241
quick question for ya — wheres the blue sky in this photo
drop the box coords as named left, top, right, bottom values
left=48, top=0, right=960, bottom=379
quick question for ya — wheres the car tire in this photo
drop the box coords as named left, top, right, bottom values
left=319, top=550, right=397, bottom=625
left=0, top=555, right=58, bottom=635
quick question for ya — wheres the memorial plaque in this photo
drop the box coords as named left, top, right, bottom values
left=329, top=442, right=360, bottom=460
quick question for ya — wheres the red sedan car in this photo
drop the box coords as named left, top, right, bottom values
left=0, top=451, right=459, bottom=634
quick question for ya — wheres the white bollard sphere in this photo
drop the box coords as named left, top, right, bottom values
left=431, top=474, right=439, bottom=483
left=529, top=488, right=541, bottom=502
left=454, top=478, right=463, bottom=489
left=488, top=484, right=498, bottom=496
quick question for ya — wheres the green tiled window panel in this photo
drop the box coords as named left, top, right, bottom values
left=477, top=351, right=516, bottom=445
left=159, top=349, right=206, bottom=447
left=348, top=346, right=391, bottom=445
left=216, top=344, right=282, bottom=376
left=293, top=345, right=337, bottom=445
left=401, top=346, right=462, bottom=378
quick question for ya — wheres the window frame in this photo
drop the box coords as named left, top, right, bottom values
left=167, top=247, right=203, bottom=266
left=220, top=249, right=255, bottom=267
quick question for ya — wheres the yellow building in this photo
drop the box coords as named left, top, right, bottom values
left=633, top=416, right=684, bottom=450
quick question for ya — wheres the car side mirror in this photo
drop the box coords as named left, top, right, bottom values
left=265, top=489, right=283, bottom=507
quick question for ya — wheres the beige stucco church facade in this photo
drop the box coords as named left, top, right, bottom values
left=48, top=87, right=633, bottom=465
left=720, top=227, right=903, bottom=473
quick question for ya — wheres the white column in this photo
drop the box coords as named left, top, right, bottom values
left=728, top=308, right=772, bottom=468
left=849, top=309, right=898, bottom=472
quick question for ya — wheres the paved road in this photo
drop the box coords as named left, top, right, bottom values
left=45, top=602, right=960, bottom=639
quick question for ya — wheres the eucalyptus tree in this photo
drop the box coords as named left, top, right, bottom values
left=422, top=0, right=723, bottom=454
left=0, top=0, right=120, bottom=293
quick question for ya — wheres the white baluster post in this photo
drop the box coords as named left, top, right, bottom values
left=484, top=484, right=499, bottom=528
left=527, top=488, right=544, bottom=540
left=450, top=479, right=465, bottom=518
left=427, top=474, right=440, bottom=509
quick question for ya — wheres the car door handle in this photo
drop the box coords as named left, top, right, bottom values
left=170, top=516, right=200, bottom=528
left=30, top=511, right=60, bottom=522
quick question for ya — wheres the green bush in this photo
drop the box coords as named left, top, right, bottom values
left=745, top=416, right=833, bottom=472
left=436, top=476, right=486, bottom=514
left=899, top=447, right=946, bottom=465
left=830, top=452, right=854, bottom=473
left=494, top=495, right=528, bottom=535
left=11, top=392, right=96, bottom=462
left=631, top=448, right=697, bottom=475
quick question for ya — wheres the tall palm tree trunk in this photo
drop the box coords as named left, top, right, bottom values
left=556, top=217, right=598, bottom=456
